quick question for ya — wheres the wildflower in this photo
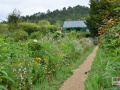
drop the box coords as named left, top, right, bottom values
left=33, top=39, right=38, bottom=42
left=18, top=62, right=23, bottom=66
left=44, top=58, right=47, bottom=60
left=33, top=60, right=38, bottom=65
left=18, top=68, right=21, bottom=71
left=115, top=33, right=119, bottom=38
left=13, top=68, right=16, bottom=72
left=36, top=57, right=41, bottom=61
left=0, top=78, right=2, bottom=82
left=23, top=67, right=26, bottom=71
left=118, top=81, right=120, bottom=86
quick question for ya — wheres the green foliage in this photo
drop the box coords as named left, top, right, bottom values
left=85, top=23, right=120, bottom=90
left=0, top=32, right=93, bottom=90
left=18, top=22, right=38, bottom=34
left=86, top=0, right=120, bottom=37
left=14, top=29, right=28, bottom=41
left=0, top=24, right=9, bottom=34
left=52, top=31, right=64, bottom=39
left=38, top=25, right=57, bottom=35
left=28, top=40, right=42, bottom=57
left=8, top=9, right=21, bottom=30
left=38, top=20, right=50, bottom=26
left=21, top=5, right=89, bottom=24
left=114, top=7, right=120, bottom=10
left=101, top=23, right=120, bottom=56
left=66, top=31, right=90, bottom=39
left=30, top=31, right=42, bottom=39
left=0, top=37, right=32, bottom=90
left=18, top=22, right=57, bottom=35
left=0, top=85, right=8, bottom=90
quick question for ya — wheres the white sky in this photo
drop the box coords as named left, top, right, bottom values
left=0, top=0, right=90, bottom=22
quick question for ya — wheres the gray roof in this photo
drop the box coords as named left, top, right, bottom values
left=63, top=21, right=87, bottom=28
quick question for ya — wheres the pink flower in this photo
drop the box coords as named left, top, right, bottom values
left=115, top=33, right=119, bottom=38
left=118, top=81, right=120, bottom=86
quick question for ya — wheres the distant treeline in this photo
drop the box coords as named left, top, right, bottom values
left=21, top=5, right=89, bottom=25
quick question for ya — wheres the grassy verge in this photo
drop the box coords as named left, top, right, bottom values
left=85, top=47, right=120, bottom=90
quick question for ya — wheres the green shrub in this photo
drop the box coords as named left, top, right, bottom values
left=48, top=25, right=57, bottom=33
left=0, top=24, right=9, bottom=34
left=14, top=29, right=28, bottom=41
left=38, top=20, right=50, bottom=26
left=18, top=22, right=39, bottom=34
left=28, top=40, right=42, bottom=51
left=52, top=31, right=64, bottom=39
left=38, top=25, right=57, bottom=35
left=30, top=31, right=42, bottom=39
left=28, top=40, right=42, bottom=57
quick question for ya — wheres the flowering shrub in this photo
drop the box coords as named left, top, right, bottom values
left=101, top=23, right=120, bottom=56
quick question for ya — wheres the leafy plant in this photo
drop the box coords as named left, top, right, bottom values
left=14, top=29, right=28, bottom=41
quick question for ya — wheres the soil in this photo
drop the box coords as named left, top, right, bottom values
left=59, top=46, right=98, bottom=90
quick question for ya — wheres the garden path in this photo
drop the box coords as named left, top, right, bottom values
left=59, top=46, right=98, bottom=90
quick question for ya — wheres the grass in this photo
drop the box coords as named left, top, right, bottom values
left=85, top=47, right=120, bottom=90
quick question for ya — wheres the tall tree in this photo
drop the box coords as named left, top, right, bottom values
left=8, top=8, right=21, bottom=30
left=86, top=0, right=120, bottom=37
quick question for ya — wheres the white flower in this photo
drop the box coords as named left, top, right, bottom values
left=19, top=68, right=21, bottom=71
left=33, top=39, right=38, bottom=42
left=23, top=67, right=26, bottom=71
left=13, top=68, right=16, bottom=72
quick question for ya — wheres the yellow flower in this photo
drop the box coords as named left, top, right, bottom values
left=44, top=58, right=47, bottom=60
left=36, top=57, right=41, bottom=61
left=18, top=62, right=24, bottom=66
left=33, top=60, right=38, bottom=65
left=0, top=78, right=2, bottom=82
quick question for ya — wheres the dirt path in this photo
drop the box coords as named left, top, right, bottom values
left=59, top=46, right=98, bottom=90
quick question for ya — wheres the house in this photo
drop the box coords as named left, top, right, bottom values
left=63, top=21, right=89, bottom=33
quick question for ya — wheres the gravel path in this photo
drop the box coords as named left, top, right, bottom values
left=59, top=46, right=98, bottom=90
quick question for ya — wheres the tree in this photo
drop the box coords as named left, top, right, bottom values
left=86, top=0, right=120, bottom=37
left=21, top=5, right=89, bottom=24
left=8, top=8, right=21, bottom=30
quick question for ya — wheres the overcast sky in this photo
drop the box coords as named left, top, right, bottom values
left=0, top=0, right=90, bottom=22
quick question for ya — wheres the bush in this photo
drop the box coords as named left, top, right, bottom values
left=38, top=20, right=50, bottom=26
left=38, top=25, right=57, bottom=35
left=30, top=31, right=42, bottom=39
left=18, top=22, right=39, bottom=35
left=28, top=40, right=42, bottom=57
left=52, top=31, right=64, bottom=39
left=14, top=29, right=28, bottom=41
left=0, top=24, right=9, bottom=34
